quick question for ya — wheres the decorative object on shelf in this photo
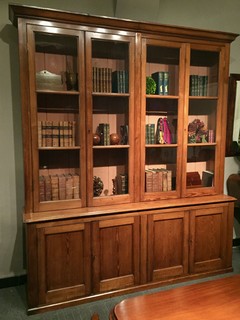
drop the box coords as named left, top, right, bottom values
left=36, top=70, right=63, bottom=90
left=188, top=118, right=208, bottom=143
left=146, top=76, right=156, bottom=94
left=93, top=133, right=101, bottom=145
left=156, top=117, right=172, bottom=144
left=110, top=133, right=120, bottom=145
left=65, top=72, right=78, bottom=90
left=93, top=176, right=104, bottom=197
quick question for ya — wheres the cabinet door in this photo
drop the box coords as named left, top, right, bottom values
left=85, top=31, right=136, bottom=207
left=26, top=24, right=86, bottom=212
left=36, top=221, right=91, bottom=305
left=189, top=204, right=228, bottom=273
left=92, top=216, right=140, bottom=293
left=182, top=44, right=228, bottom=197
left=141, top=38, right=186, bottom=201
left=147, top=210, right=189, bottom=282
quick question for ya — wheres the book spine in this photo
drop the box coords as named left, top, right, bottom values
left=51, top=175, right=59, bottom=200
left=52, top=121, right=59, bottom=147
left=58, top=174, right=66, bottom=200
left=39, top=175, right=45, bottom=201
left=145, top=170, right=153, bottom=192
left=45, top=120, right=53, bottom=147
left=59, top=121, right=64, bottom=147
left=65, top=174, right=73, bottom=199
left=163, top=72, right=169, bottom=95
left=63, top=121, right=69, bottom=147
left=73, top=173, right=80, bottom=199
left=38, top=121, right=42, bottom=147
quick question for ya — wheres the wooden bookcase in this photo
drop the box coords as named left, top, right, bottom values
left=9, top=4, right=237, bottom=314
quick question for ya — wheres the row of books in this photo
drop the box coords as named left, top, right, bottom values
left=189, top=75, right=208, bottom=96
left=113, top=173, right=128, bottom=194
left=92, top=67, right=129, bottom=93
left=97, top=123, right=110, bottom=145
left=38, top=120, right=76, bottom=148
left=146, top=123, right=155, bottom=144
left=151, top=71, right=169, bottom=95
left=92, top=67, right=112, bottom=93
left=112, top=70, right=129, bottom=93
left=145, top=168, right=172, bottom=192
left=39, top=173, right=79, bottom=202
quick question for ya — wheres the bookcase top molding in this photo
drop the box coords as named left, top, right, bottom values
left=9, top=3, right=238, bottom=43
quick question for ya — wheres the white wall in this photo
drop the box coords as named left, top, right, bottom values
left=0, top=0, right=240, bottom=279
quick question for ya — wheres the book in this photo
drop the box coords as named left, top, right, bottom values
left=115, top=174, right=128, bottom=194
left=145, top=170, right=153, bottom=192
left=73, top=174, right=80, bottom=199
left=202, top=170, right=214, bottom=187
left=112, top=70, right=128, bottom=93
left=51, top=175, right=59, bottom=201
left=151, top=71, right=164, bottom=95
left=120, top=125, right=128, bottom=144
left=52, top=121, right=59, bottom=147
left=186, top=171, right=201, bottom=186
left=163, top=72, right=169, bottom=95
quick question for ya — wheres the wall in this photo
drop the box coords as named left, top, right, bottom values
left=0, top=0, right=240, bottom=279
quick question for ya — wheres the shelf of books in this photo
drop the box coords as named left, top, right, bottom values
left=185, top=47, right=219, bottom=193
left=141, top=40, right=182, bottom=200
left=28, top=25, right=86, bottom=211
left=86, top=32, right=135, bottom=206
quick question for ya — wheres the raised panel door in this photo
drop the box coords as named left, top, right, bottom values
left=189, top=204, right=228, bottom=273
left=147, top=210, right=189, bottom=282
left=92, top=216, right=140, bottom=293
left=36, top=221, right=91, bottom=304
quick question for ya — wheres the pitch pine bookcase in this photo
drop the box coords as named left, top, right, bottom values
left=9, top=4, right=238, bottom=314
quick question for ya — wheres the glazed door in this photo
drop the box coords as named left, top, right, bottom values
left=26, top=24, right=86, bottom=212
left=141, top=38, right=186, bottom=201
left=85, top=31, right=136, bottom=207
left=182, top=44, right=228, bottom=197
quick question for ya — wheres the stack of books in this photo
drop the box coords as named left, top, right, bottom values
left=189, top=75, right=208, bottom=96
left=145, top=168, right=172, bottom=192
left=151, top=71, right=169, bottom=95
left=39, top=173, right=79, bottom=201
left=98, top=123, right=110, bottom=145
left=38, top=120, right=76, bottom=147
left=145, top=124, right=155, bottom=144
left=114, top=174, right=128, bottom=194
left=92, top=67, right=112, bottom=93
left=112, top=70, right=129, bottom=93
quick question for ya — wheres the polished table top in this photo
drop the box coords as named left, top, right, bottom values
left=113, top=275, right=240, bottom=320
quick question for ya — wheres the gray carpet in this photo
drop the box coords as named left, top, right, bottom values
left=1, top=246, right=240, bottom=320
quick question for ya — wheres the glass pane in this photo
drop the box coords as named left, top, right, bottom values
left=144, top=44, right=180, bottom=194
left=145, top=147, right=177, bottom=192
left=190, top=50, right=219, bottom=97
left=35, top=32, right=81, bottom=202
left=35, top=33, right=78, bottom=91
left=92, top=40, right=129, bottom=93
left=147, top=46, right=180, bottom=96
left=92, top=39, right=130, bottom=198
left=187, top=146, right=215, bottom=188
